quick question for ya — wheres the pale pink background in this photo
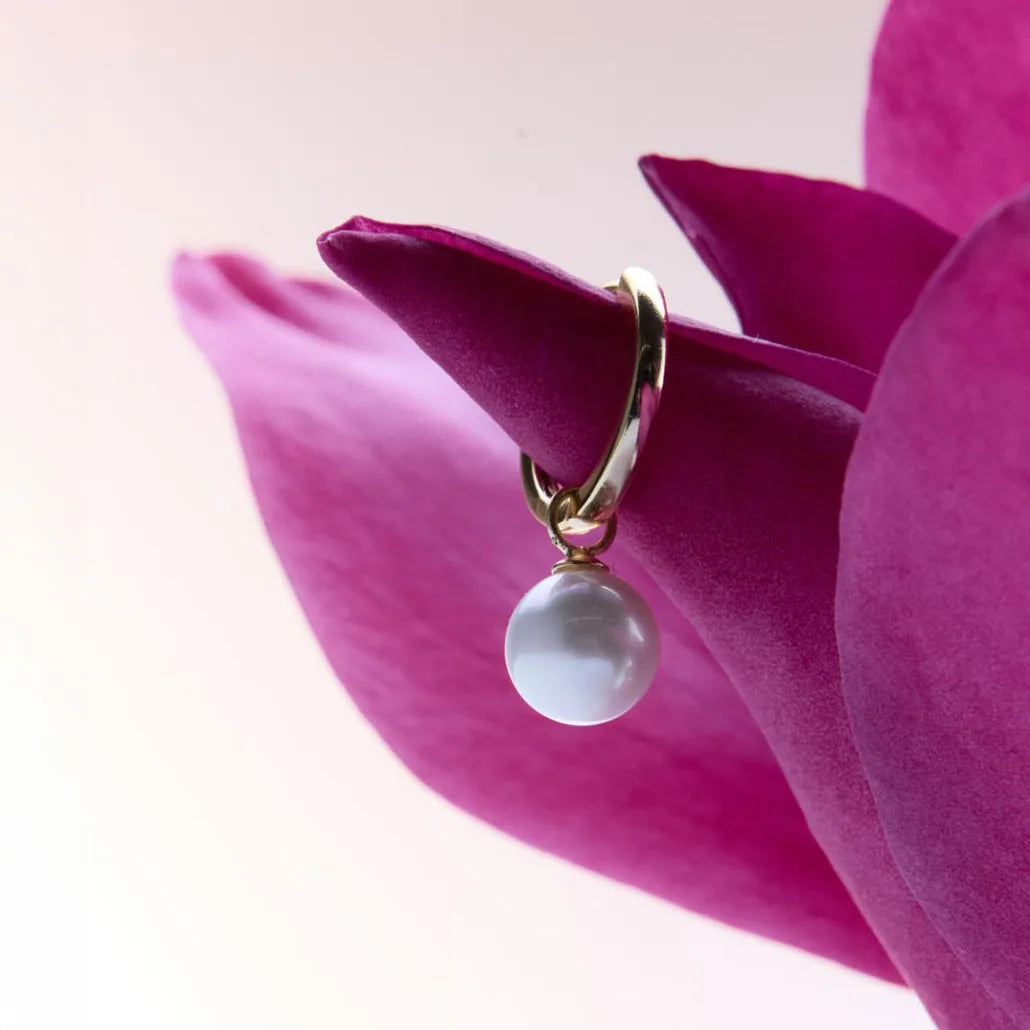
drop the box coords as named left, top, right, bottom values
left=4, top=0, right=935, bottom=1026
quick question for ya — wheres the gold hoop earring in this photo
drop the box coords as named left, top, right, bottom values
left=504, top=268, right=666, bottom=725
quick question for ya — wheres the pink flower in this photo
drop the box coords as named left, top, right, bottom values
left=171, top=0, right=1029, bottom=1026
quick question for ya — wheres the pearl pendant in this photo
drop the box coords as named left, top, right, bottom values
left=505, top=566, right=660, bottom=725
left=508, top=269, right=667, bottom=726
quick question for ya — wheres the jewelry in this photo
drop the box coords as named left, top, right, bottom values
left=504, top=268, right=667, bottom=725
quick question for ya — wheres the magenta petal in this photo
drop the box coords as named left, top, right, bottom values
left=321, top=218, right=876, bottom=421
left=320, top=219, right=1020, bottom=1026
left=641, top=156, right=955, bottom=373
left=171, top=251, right=896, bottom=979
left=838, top=192, right=1030, bottom=1024
left=866, top=0, right=1030, bottom=235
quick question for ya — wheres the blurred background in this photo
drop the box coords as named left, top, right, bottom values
left=3, top=0, right=936, bottom=1026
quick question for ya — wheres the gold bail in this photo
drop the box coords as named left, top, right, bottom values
left=546, top=487, right=617, bottom=572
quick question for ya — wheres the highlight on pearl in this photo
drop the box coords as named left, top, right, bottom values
left=504, top=567, right=660, bottom=725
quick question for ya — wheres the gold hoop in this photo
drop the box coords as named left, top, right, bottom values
left=520, top=267, right=667, bottom=536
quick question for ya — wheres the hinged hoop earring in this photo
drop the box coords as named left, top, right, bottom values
left=504, top=268, right=667, bottom=726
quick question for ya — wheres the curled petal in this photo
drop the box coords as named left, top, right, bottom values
left=866, top=0, right=1030, bottom=234
left=838, top=192, right=1030, bottom=1025
left=171, top=252, right=892, bottom=977
left=320, top=218, right=1016, bottom=1026
left=641, top=157, right=955, bottom=373
left=321, top=218, right=876, bottom=422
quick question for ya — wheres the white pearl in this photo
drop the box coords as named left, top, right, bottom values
left=504, top=568, right=660, bottom=725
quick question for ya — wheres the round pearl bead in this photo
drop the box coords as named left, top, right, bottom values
left=504, top=568, right=660, bottom=725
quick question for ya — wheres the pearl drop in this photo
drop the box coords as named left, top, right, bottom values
left=504, top=568, right=660, bottom=725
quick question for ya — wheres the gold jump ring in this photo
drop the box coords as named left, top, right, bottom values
left=546, top=487, right=618, bottom=563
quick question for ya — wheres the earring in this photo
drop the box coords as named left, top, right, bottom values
left=504, top=268, right=667, bottom=725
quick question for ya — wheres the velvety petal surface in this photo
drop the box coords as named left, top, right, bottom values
left=321, top=219, right=1017, bottom=1028
left=171, top=252, right=894, bottom=978
left=641, top=157, right=955, bottom=373
left=866, top=0, right=1030, bottom=235
left=838, top=192, right=1030, bottom=1025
